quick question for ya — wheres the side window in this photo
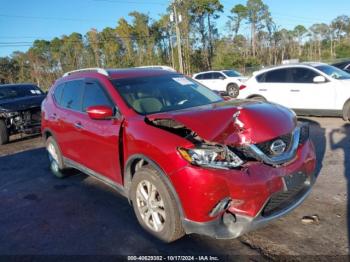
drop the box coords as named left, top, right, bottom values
left=61, top=80, right=84, bottom=111
left=202, top=73, right=212, bottom=80
left=290, top=68, right=319, bottom=83
left=195, top=74, right=203, bottom=80
left=264, top=69, right=288, bottom=83
left=53, top=83, right=64, bottom=105
left=82, top=81, right=113, bottom=112
left=256, top=73, right=266, bottom=83
left=212, top=72, right=224, bottom=79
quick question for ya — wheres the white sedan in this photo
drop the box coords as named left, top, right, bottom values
left=238, top=63, right=350, bottom=120
left=193, top=70, right=247, bottom=97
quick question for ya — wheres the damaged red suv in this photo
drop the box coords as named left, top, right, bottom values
left=41, top=68, right=317, bottom=242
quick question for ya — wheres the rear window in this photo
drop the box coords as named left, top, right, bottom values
left=112, top=74, right=222, bottom=115
left=60, top=80, right=84, bottom=111
left=0, top=84, right=43, bottom=101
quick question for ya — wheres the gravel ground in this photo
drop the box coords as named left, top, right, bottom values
left=0, top=117, right=348, bottom=260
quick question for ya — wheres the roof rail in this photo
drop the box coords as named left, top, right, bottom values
left=63, top=68, right=109, bottom=77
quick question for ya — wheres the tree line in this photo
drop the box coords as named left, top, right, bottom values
left=1, top=0, right=350, bottom=89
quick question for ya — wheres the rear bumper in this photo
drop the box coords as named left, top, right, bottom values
left=182, top=172, right=315, bottom=239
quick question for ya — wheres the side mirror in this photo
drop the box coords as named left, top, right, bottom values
left=313, top=75, right=327, bottom=83
left=218, top=76, right=226, bottom=80
left=86, top=105, right=114, bottom=120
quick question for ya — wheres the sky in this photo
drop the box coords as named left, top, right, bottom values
left=0, top=0, right=349, bottom=57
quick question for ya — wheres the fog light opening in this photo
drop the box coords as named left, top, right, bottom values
left=209, top=197, right=232, bottom=218
left=223, top=211, right=237, bottom=225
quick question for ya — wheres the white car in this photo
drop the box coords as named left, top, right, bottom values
left=193, top=70, right=247, bottom=97
left=238, top=63, right=350, bottom=120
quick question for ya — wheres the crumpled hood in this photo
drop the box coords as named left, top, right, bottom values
left=147, top=100, right=297, bottom=145
left=0, top=95, right=45, bottom=112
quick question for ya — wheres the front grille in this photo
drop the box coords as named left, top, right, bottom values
left=262, top=180, right=308, bottom=217
left=255, top=133, right=293, bottom=157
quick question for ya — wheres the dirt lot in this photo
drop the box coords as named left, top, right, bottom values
left=0, top=117, right=348, bottom=259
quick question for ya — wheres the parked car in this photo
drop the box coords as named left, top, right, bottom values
left=0, top=83, right=46, bottom=145
left=238, top=63, right=350, bottom=120
left=193, top=70, right=247, bottom=98
left=42, top=67, right=316, bottom=242
left=332, top=60, right=350, bottom=73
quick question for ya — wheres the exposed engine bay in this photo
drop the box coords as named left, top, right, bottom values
left=0, top=107, right=41, bottom=136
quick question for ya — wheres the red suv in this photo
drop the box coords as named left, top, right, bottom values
left=41, top=68, right=317, bottom=242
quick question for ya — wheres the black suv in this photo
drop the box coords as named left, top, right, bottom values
left=0, top=84, right=46, bottom=145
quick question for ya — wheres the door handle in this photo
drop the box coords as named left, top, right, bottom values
left=290, top=89, right=300, bottom=92
left=74, top=122, right=83, bottom=129
left=259, top=89, right=267, bottom=91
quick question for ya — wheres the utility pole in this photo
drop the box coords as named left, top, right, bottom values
left=172, top=1, right=184, bottom=73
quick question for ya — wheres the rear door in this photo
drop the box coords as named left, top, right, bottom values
left=195, top=73, right=213, bottom=89
left=254, top=68, right=291, bottom=106
left=76, top=79, right=123, bottom=183
left=56, top=79, right=85, bottom=163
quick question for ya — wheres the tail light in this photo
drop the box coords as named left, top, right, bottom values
left=239, top=85, right=247, bottom=90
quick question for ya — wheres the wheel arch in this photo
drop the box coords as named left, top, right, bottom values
left=123, top=154, right=185, bottom=219
left=246, top=94, right=267, bottom=101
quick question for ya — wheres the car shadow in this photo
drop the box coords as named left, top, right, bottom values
left=298, top=117, right=326, bottom=177
left=329, top=123, right=350, bottom=251
left=0, top=148, right=258, bottom=257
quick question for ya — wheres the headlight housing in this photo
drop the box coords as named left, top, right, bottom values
left=178, top=144, right=244, bottom=169
left=299, top=123, right=310, bottom=145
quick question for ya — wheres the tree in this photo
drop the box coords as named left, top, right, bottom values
left=245, top=0, right=271, bottom=57
left=229, top=4, right=248, bottom=37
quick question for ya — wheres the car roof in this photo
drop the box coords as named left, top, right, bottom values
left=193, top=70, right=235, bottom=76
left=107, top=68, right=177, bottom=79
left=252, top=62, right=328, bottom=76
left=60, top=68, right=179, bottom=82
left=0, top=83, right=38, bottom=88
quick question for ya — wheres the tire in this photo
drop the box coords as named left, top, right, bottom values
left=46, top=136, right=67, bottom=178
left=249, top=95, right=267, bottom=102
left=342, top=100, right=350, bottom=121
left=130, top=165, right=185, bottom=242
left=227, top=83, right=239, bottom=98
left=0, top=120, right=9, bottom=145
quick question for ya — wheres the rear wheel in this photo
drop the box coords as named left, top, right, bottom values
left=227, top=83, right=239, bottom=98
left=46, top=136, right=67, bottom=178
left=130, top=166, right=185, bottom=242
left=0, top=120, right=9, bottom=145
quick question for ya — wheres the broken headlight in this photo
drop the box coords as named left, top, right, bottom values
left=178, top=145, right=244, bottom=169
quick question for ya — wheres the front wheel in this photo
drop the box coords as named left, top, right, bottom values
left=130, top=166, right=185, bottom=242
left=227, top=83, right=239, bottom=98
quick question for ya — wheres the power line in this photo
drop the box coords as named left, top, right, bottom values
left=93, top=0, right=168, bottom=5
left=0, top=14, right=116, bottom=23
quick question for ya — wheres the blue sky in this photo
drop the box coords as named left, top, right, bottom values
left=0, top=0, right=349, bottom=57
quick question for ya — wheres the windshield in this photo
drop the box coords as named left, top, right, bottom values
left=222, top=70, right=241, bottom=77
left=112, top=74, right=223, bottom=115
left=0, top=85, right=43, bottom=101
left=315, top=65, right=350, bottom=80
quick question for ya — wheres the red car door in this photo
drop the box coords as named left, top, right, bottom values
left=56, top=79, right=86, bottom=163
left=74, top=79, right=123, bottom=184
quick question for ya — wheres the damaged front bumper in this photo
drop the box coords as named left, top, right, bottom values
left=182, top=172, right=316, bottom=239
left=0, top=107, right=41, bottom=135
